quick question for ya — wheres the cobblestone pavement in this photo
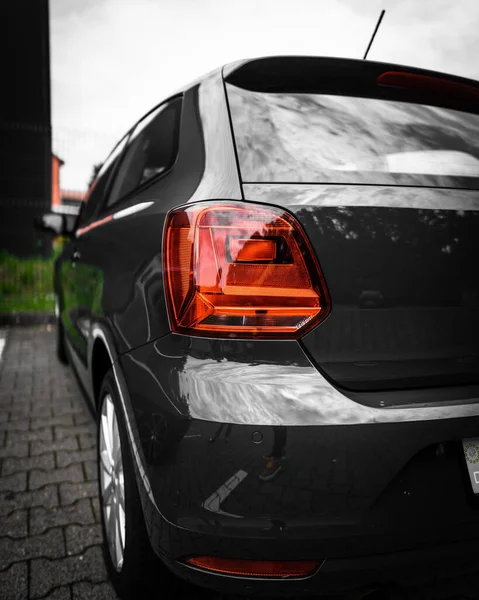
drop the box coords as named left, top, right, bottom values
left=0, top=326, right=119, bottom=600
left=0, top=327, right=257, bottom=600
left=2, top=326, right=479, bottom=600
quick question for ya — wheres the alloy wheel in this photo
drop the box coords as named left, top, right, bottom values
left=99, top=393, right=126, bottom=571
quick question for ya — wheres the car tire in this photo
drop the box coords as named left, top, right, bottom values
left=56, top=317, right=68, bottom=364
left=97, top=371, right=182, bottom=599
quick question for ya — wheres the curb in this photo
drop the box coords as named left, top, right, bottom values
left=0, top=313, right=55, bottom=326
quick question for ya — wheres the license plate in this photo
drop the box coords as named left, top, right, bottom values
left=462, top=438, right=479, bottom=494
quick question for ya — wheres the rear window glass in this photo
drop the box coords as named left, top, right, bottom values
left=226, top=84, right=479, bottom=189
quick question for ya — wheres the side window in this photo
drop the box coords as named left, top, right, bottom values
left=107, top=97, right=182, bottom=207
left=76, top=133, right=130, bottom=227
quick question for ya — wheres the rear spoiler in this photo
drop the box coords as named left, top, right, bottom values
left=223, top=56, right=479, bottom=113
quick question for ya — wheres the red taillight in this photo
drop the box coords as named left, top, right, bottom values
left=230, top=238, right=277, bottom=262
left=163, top=201, right=330, bottom=338
left=185, top=556, right=322, bottom=577
left=377, top=71, right=479, bottom=102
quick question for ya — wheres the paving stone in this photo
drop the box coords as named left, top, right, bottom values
left=3, top=417, right=30, bottom=432
left=65, top=523, right=103, bottom=555
left=73, top=412, right=93, bottom=427
left=0, top=441, right=29, bottom=459
left=3, top=453, right=55, bottom=476
left=30, top=498, right=95, bottom=535
left=31, top=414, right=75, bottom=430
left=52, top=407, right=84, bottom=422
left=78, top=433, right=96, bottom=451
left=30, top=405, right=56, bottom=419
left=28, top=396, right=78, bottom=411
left=0, top=561, right=28, bottom=600
left=59, top=482, right=98, bottom=506
left=72, top=582, right=118, bottom=600
left=30, top=546, right=108, bottom=598
left=9, top=427, right=53, bottom=443
left=29, top=464, right=84, bottom=490
left=48, top=389, right=84, bottom=402
left=0, top=471, right=27, bottom=493
left=31, top=436, right=79, bottom=455
left=0, top=393, right=14, bottom=409
left=0, top=486, right=59, bottom=516
left=56, top=448, right=96, bottom=469
left=0, top=527, right=65, bottom=569
left=83, top=461, right=98, bottom=482
left=0, top=509, right=27, bottom=537
left=42, top=587, right=72, bottom=600
left=55, top=425, right=95, bottom=441
left=91, top=498, right=101, bottom=524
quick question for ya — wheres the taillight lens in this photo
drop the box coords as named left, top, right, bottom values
left=185, top=556, right=322, bottom=577
left=377, top=71, right=479, bottom=102
left=163, top=201, right=330, bottom=338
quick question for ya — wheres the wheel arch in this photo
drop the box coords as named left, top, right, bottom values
left=89, top=323, right=161, bottom=515
left=91, top=337, right=112, bottom=409
left=89, top=324, right=120, bottom=410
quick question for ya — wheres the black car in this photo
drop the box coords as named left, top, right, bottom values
left=38, top=56, right=479, bottom=599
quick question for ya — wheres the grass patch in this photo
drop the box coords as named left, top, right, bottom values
left=0, top=250, right=57, bottom=313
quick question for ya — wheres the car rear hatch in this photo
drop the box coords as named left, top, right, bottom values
left=224, top=57, right=479, bottom=393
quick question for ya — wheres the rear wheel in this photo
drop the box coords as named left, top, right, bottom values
left=97, top=371, right=181, bottom=599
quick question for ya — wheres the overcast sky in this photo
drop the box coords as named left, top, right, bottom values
left=50, top=0, right=479, bottom=191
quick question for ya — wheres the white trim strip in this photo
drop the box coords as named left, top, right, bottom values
left=112, top=201, right=154, bottom=220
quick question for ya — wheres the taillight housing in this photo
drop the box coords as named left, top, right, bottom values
left=163, top=201, right=330, bottom=339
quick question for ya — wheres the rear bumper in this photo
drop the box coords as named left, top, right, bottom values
left=138, top=481, right=479, bottom=598
left=165, top=537, right=479, bottom=598
left=117, top=334, right=479, bottom=595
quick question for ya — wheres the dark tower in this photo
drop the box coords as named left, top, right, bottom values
left=0, top=0, right=52, bottom=257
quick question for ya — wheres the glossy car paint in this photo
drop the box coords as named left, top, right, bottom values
left=55, top=57, right=479, bottom=596
left=241, top=184, right=479, bottom=393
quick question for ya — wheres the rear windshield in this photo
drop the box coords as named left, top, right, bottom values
left=226, top=84, right=479, bottom=189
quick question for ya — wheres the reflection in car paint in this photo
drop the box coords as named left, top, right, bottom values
left=76, top=215, right=113, bottom=237
left=113, top=201, right=154, bottom=220
left=259, top=426, right=288, bottom=482
left=208, top=423, right=233, bottom=443
left=243, top=183, right=479, bottom=210
left=112, top=254, right=165, bottom=351
left=76, top=201, right=154, bottom=238
left=174, top=354, right=479, bottom=426
left=202, top=469, right=248, bottom=518
left=126, top=352, right=184, bottom=416
left=60, top=259, right=104, bottom=361
left=227, top=86, right=479, bottom=189
left=186, top=69, right=242, bottom=204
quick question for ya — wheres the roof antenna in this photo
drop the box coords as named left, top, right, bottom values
left=363, top=9, right=386, bottom=60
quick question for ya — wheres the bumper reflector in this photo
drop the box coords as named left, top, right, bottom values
left=185, top=556, right=322, bottom=577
